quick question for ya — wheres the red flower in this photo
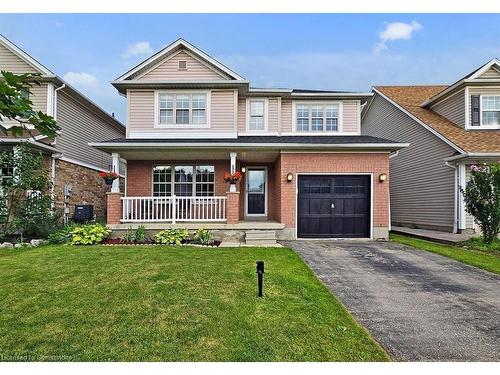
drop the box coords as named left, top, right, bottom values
left=99, top=171, right=119, bottom=180
left=224, top=171, right=242, bottom=184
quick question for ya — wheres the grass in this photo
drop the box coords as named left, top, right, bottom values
left=0, top=245, right=388, bottom=362
left=390, top=233, right=500, bottom=275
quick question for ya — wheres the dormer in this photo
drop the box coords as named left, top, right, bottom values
left=422, top=59, right=500, bottom=130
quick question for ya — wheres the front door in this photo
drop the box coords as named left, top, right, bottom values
left=246, top=167, right=267, bottom=216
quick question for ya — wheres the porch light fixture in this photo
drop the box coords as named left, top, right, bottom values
left=241, top=167, right=246, bottom=173
left=286, top=173, right=293, bottom=182
left=379, top=173, right=387, bottom=183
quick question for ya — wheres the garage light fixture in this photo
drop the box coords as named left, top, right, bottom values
left=286, top=173, right=293, bottom=182
left=241, top=167, right=246, bottom=173
left=379, top=173, right=387, bottom=183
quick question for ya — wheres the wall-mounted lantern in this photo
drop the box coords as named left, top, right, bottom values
left=241, top=167, right=246, bottom=173
left=379, top=173, right=387, bottom=183
left=286, top=173, right=293, bottom=182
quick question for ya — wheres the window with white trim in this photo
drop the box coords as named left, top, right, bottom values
left=295, top=103, right=340, bottom=132
left=481, top=95, right=500, bottom=126
left=157, top=92, right=207, bottom=126
left=248, top=99, right=265, bottom=131
left=152, top=165, right=214, bottom=197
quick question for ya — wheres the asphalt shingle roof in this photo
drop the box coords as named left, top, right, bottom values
left=375, top=86, right=500, bottom=153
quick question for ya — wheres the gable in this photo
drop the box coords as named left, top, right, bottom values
left=138, top=49, right=229, bottom=81
left=475, top=65, right=500, bottom=80
left=0, top=43, right=40, bottom=74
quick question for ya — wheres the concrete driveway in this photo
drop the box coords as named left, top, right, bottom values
left=284, top=240, right=500, bottom=361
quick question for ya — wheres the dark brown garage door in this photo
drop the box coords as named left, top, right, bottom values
left=298, top=175, right=371, bottom=238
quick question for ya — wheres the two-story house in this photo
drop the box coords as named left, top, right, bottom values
left=362, top=59, right=500, bottom=234
left=0, top=35, right=125, bottom=220
left=91, top=39, right=407, bottom=242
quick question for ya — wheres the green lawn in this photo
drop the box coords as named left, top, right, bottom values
left=390, top=233, right=500, bottom=275
left=0, top=245, right=388, bottom=362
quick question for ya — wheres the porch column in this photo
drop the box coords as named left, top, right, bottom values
left=111, top=152, right=120, bottom=193
left=230, top=152, right=237, bottom=173
left=226, top=191, right=240, bottom=224
left=106, top=192, right=123, bottom=225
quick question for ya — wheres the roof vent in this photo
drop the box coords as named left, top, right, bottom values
left=178, top=60, right=187, bottom=70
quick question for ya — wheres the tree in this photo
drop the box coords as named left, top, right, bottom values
left=0, top=71, right=60, bottom=138
left=0, top=144, right=56, bottom=238
left=460, top=163, right=500, bottom=244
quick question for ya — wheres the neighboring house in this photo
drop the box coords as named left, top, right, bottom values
left=91, top=38, right=407, bottom=241
left=362, top=59, right=500, bottom=233
left=0, top=35, right=125, bottom=220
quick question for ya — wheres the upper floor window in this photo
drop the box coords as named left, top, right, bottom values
left=156, top=91, right=209, bottom=127
left=481, top=95, right=500, bottom=126
left=295, top=102, right=340, bottom=132
left=246, top=99, right=267, bottom=131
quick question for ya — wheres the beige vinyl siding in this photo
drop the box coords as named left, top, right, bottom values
left=128, top=90, right=154, bottom=131
left=56, top=91, right=125, bottom=172
left=342, top=100, right=360, bottom=133
left=363, top=93, right=457, bottom=232
left=210, top=90, right=235, bottom=131
left=139, top=50, right=227, bottom=81
left=477, top=66, right=500, bottom=79
left=468, top=86, right=500, bottom=127
left=237, top=98, right=246, bottom=132
left=0, top=43, right=38, bottom=73
left=0, top=83, right=48, bottom=128
left=268, top=98, right=279, bottom=133
left=127, top=89, right=235, bottom=136
left=430, top=89, right=466, bottom=128
left=281, top=99, right=293, bottom=132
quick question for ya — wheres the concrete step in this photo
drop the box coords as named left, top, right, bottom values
left=245, top=230, right=277, bottom=246
left=245, top=230, right=277, bottom=240
left=245, top=239, right=278, bottom=246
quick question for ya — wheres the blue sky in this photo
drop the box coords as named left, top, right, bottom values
left=1, top=13, right=500, bottom=122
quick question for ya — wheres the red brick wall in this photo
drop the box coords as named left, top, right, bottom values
left=275, top=153, right=390, bottom=229
left=53, top=159, right=121, bottom=219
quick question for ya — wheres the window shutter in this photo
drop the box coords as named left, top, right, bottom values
left=471, top=95, right=480, bottom=126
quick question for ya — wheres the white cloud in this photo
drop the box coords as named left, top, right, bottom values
left=63, top=72, right=99, bottom=89
left=121, top=41, right=153, bottom=59
left=374, top=21, right=422, bottom=53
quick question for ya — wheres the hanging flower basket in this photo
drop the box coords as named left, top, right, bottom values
left=224, top=171, right=242, bottom=192
left=99, top=171, right=119, bottom=186
left=224, top=171, right=242, bottom=184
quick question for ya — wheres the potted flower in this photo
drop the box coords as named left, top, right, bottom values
left=224, top=171, right=242, bottom=192
left=99, top=171, right=119, bottom=186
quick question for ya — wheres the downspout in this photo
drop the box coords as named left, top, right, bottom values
left=445, top=160, right=459, bottom=233
left=50, top=83, right=65, bottom=208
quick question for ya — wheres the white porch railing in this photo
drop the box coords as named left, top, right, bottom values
left=121, top=196, right=227, bottom=223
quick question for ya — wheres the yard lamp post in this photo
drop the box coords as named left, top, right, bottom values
left=256, top=261, right=264, bottom=297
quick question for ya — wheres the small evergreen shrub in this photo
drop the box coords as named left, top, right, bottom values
left=70, top=223, right=111, bottom=245
left=193, top=228, right=214, bottom=245
left=154, top=229, right=189, bottom=245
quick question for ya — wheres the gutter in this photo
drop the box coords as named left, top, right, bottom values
left=444, top=152, right=500, bottom=162
left=89, top=141, right=410, bottom=151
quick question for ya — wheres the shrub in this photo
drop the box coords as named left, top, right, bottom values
left=193, top=228, right=214, bottom=245
left=123, top=225, right=151, bottom=243
left=47, top=222, right=78, bottom=244
left=460, top=163, right=500, bottom=244
left=154, top=229, right=189, bottom=245
left=70, top=223, right=111, bottom=245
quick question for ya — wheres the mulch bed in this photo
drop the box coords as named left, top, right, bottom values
left=101, top=238, right=222, bottom=247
